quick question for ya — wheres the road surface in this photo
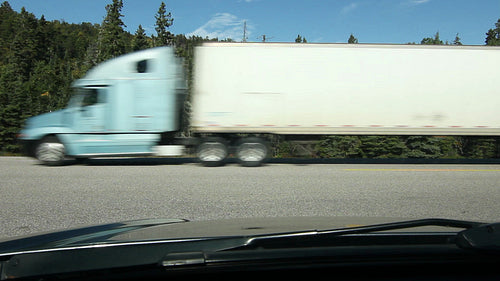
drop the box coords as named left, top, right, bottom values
left=1, top=157, right=499, bottom=239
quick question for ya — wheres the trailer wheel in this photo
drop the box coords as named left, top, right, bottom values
left=35, top=136, right=66, bottom=166
left=197, top=137, right=228, bottom=167
left=236, top=137, right=269, bottom=167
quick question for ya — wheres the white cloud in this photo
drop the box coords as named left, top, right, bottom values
left=408, top=0, right=430, bottom=5
left=311, top=37, right=324, bottom=43
left=188, top=13, right=250, bottom=41
left=341, top=3, right=359, bottom=14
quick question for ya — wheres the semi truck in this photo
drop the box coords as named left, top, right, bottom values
left=18, top=43, right=500, bottom=166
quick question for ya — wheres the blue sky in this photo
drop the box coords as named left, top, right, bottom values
left=8, top=0, right=500, bottom=45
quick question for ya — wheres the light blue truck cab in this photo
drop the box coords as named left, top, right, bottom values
left=19, top=47, right=186, bottom=165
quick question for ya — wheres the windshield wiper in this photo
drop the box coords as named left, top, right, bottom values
left=235, top=218, right=485, bottom=248
left=321, top=218, right=484, bottom=234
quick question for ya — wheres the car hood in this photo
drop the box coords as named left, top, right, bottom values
left=0, top=216, right=467, bottom=255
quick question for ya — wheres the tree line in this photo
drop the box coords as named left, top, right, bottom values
left=0, top=0, right=499, bottom=158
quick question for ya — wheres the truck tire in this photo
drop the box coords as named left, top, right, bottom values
left=197, top=137, right=228, bottom=167
left=35, top=136, right=66, bottom=166
left=236, top=137, right=269, bottom=167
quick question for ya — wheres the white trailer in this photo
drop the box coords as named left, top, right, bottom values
left=191, top=43, right=500, bottom=137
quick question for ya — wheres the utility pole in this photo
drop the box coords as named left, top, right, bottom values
left=242, top=21, right=247, bottom=42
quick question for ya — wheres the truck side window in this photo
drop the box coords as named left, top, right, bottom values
left=136, top=60, right=149, bottom=73
left=81, top=88, right=107, bottom=107
left=82, top=89, right=98, bottom=107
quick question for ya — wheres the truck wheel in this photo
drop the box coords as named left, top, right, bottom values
left=236, top=137, right=269, bottom=167
left=35, top=136, right=66, bottom=166
left=197, top=138, right=228, bottom=167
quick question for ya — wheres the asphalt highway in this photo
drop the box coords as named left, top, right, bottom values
left=1, top=157, right=499, bottom=239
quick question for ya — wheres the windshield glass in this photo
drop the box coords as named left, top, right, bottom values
left=1, top=0, right=499, bottom=248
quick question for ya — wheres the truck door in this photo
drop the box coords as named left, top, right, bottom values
left=79, top=87, right=107, bottom=132
left=72, top=87, right=110, bottom=154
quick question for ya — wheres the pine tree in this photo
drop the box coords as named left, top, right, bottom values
left=9, top=7, right=38, bottom=80
left=360, top=136, right=406, bottom=158
left=132, top=25, right=150, bottom=51
left=485, top=18, right=500, bottom=46
left=295, top=34, right=307, bottom=43
left=421, top=32, right=443, bottom=45
left=154, top=2, right=174, bottom=46
left=315, top=136, right=363, bottom=158
left=404, top=136, right=441, bottom=158
left=97, top=0, right=127, bottom=62
left=348, top=34, right=358, bottom=43
left=463, top=137, right=497, bottom=158
left=0, top=1, right=16, bottom=64
left=453, top=33, right=462, bottom=45
left=0, top=63, right=24, bottom=152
